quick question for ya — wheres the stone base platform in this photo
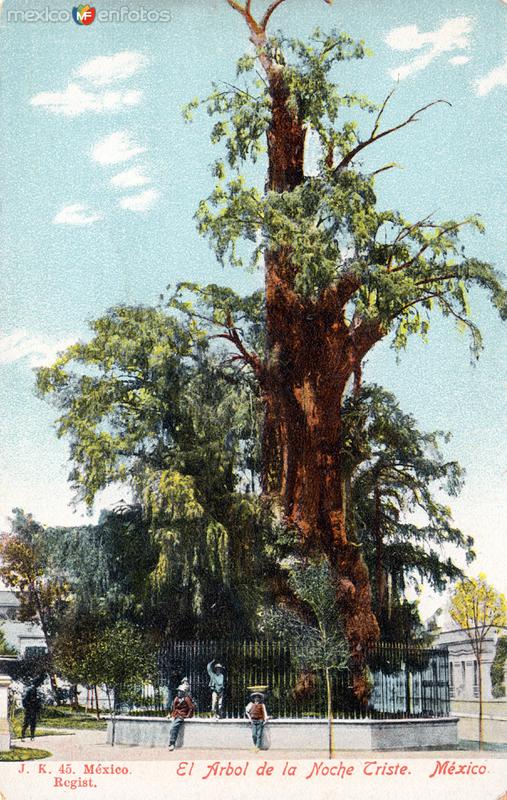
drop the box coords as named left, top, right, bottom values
left=107, top=716, right=458, bottom=751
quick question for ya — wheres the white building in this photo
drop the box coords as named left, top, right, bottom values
left=0, top=585, right=46, bottom=655
left=430, top=610, right=507, bottom=743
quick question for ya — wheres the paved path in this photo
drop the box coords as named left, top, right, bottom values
left=11, top=729, right=506, bottom=762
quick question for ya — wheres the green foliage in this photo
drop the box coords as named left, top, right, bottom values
left=10, top=650, right=52, bottom=686
left=36, top=305, right=274, bottom=638
left=0, top=510, right=71, bottom=645
left=0, top=747, right=52, bottom=761
left=343, top=385, right=474, bottom=602
left=84, top=622, right=156, bottom=693
left=0, top=625, right=17, bottom=656
left=188, top=28, right=506, bottom=356
left=264, top=557, right=349, bottom=672
left=491, top=636, right=507, bottom=699
left=450, top=575, right=507, bottom=646
left=55, top=621, right=155, bottom=719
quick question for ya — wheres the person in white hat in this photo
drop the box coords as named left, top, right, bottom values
left=207, top=658, right=225, bottom=719
left=167, top=684, right=195, bottom=751
left=245, top=692, right=269, bottom=751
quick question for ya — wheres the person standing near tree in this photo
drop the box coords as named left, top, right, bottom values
left=167, top=684, right=195, bottom=751
left=21, top=679, right=43, bottom=741
left=207, top=659, right=225, bottom=719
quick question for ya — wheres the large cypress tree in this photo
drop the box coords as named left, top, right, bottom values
left=181, top=0, right=507, bottom=695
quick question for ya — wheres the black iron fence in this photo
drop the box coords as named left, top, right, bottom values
left=119, top=640, right=450, bottom=720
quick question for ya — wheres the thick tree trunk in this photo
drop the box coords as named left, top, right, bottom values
left=261, top=254, right=379, bottom=696
left=250, top=32, right=380, bottom=697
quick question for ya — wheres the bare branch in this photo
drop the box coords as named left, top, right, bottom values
left=371, top=88, right=396, bottom=138
left=335, top=99, right=452, bottom=173
left=370, top=162, right=400, bottom=178
left=261, top=0, right=289, bottom=30
left=226, top=0, right=247, bottom=14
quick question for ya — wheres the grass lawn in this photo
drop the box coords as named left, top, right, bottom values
left=0, top=747, right=51, bottom=761
left=12, top=707, right=107, bottom=734
left=39, top=715, right=107, bottom=731
left=457, top=740, right=507, bottom=751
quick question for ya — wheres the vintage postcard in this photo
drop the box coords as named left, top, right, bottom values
left=0, top=0, right=506, bottom=798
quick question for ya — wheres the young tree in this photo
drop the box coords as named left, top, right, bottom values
left=265, top=557, right=349, bottom=757
left=90, top=622, right=156, bottom=746
left=449, top=574, right=507, bottom=748
left=56, top=621, right=156, bottom=741
left=179, top=0, right=507, bottom=693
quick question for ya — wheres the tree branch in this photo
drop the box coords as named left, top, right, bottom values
left=212, top=314, right=263, bottom=377
left=261, top=0, right=289, bottom=30
left=226, top=0, right=247, bottom=14
left=390, top=221, right=469, bottom=274
left=371, top=162, right=400, bottom=178
left=371, top=88, right=396, bottom=138
left=335, top=99, right=452, bottom=173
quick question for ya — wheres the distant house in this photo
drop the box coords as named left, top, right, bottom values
left=430, top=608, right=507, bottom=743
left=0, top=582, right=47, bottom=655
left=436, top=624, right=506, bottom=702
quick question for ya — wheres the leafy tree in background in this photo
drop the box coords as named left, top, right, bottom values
left=36, top=307, right=272, bottom=637
left=177, top=0, right=507, bottom=694
left=0, top=625, right=17, bottom=657
left=450, top=574, right=507, bottom=748
left=264, top=557, right=349, bottom=757
left=0, top=510, right=70, bottom=697
left=342, top=385, right=474, bottom=639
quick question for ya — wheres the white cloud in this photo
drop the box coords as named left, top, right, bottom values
left=119, top=188, right=160, bottom=212
left=448, top=55, right=471, bottom=66
left=110, top=165, right=151, bottom=189
left=474, top=55, right=507, bottom=96
left=385, top=17, right=473, bottom=80
left=30, top=84, right=141, bottom=117
left=53, top=203, right=102, bottom=225
left=91, top=131, right=146, bottom=165
left=0, top=330, right=73, bottom=368
left=75, top=51, right=148, bottom=86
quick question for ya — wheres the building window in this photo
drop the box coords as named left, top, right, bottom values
left=450, top=662, right=454, bottom=699
left=461, top=660, right=466, bottom=686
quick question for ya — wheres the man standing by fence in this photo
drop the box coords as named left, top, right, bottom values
left=245, top=691, right=269, bottom=751
left=207, top=658, right=225, bottom=719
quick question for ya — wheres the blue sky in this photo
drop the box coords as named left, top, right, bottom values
left=0, top=0, right=505, bottom=613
